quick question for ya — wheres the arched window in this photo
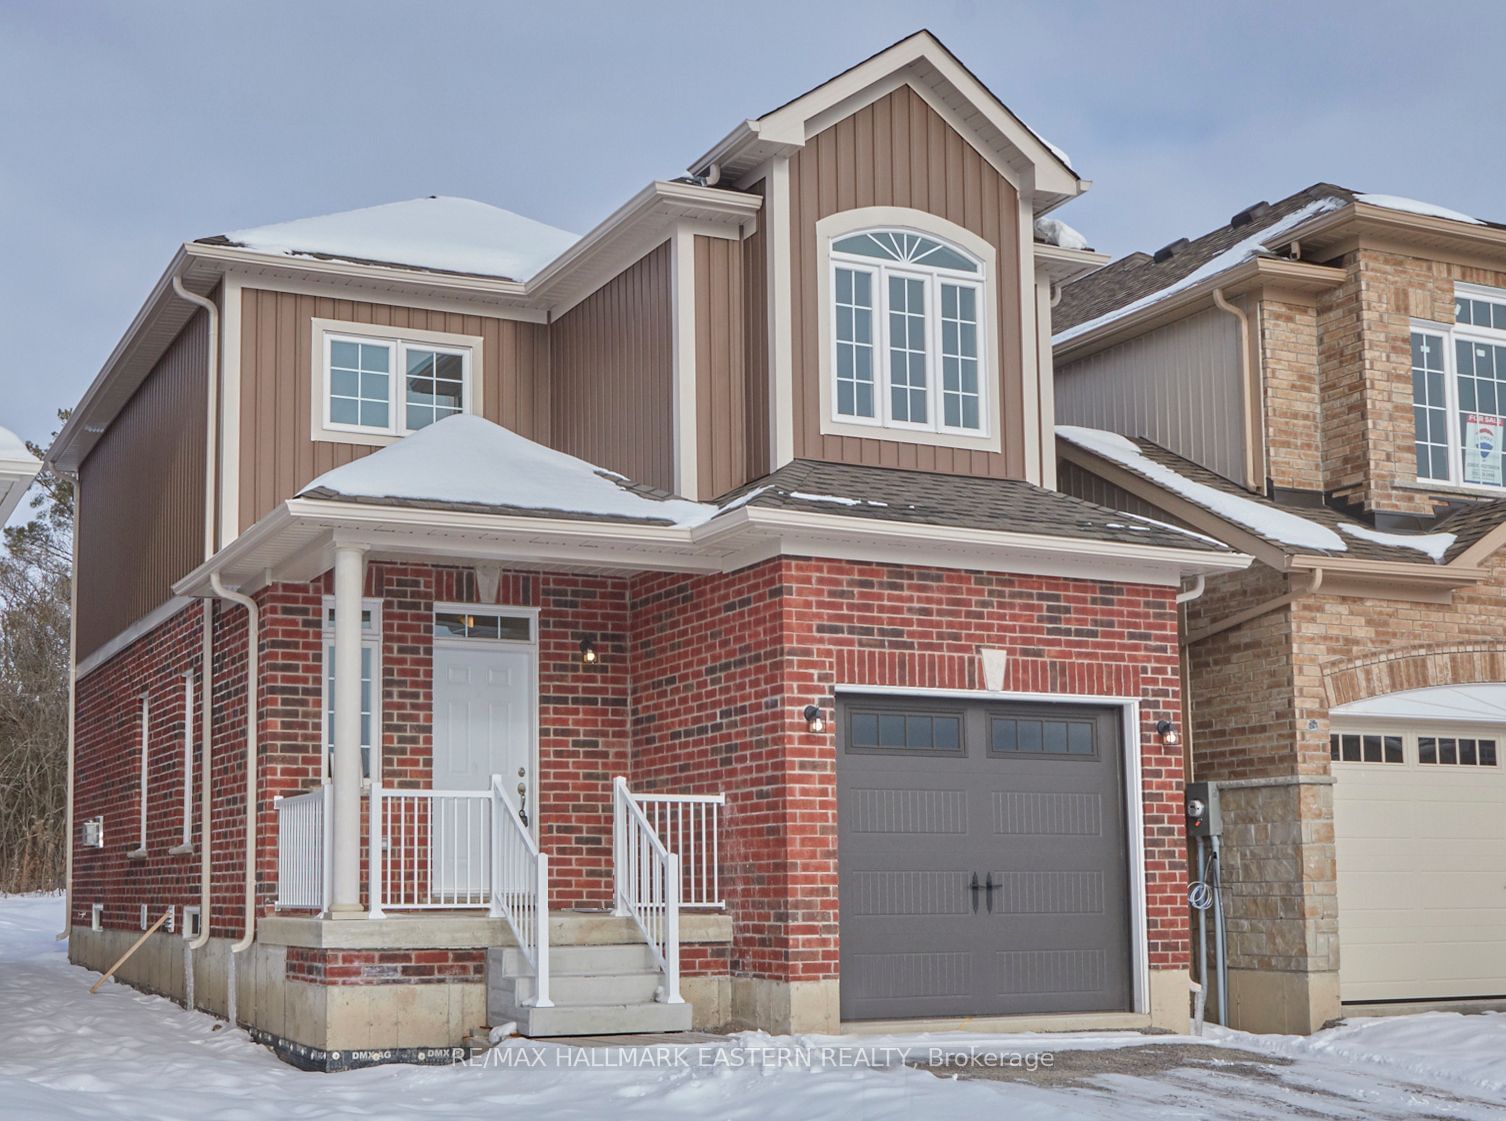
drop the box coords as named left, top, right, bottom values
left=829, top=229, right=986, bottom=435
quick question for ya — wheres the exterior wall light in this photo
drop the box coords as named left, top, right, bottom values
left=803, top=705, right=825, bottom=733
left=1156, top=719, right=1180, bottom=747
left=580, top=637, right=598, bottom=665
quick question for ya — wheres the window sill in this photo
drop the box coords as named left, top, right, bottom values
left=1396, top=479, right=1506, bottom=501
left=819, top=415, right=1001, bottom=454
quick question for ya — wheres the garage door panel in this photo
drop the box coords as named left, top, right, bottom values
left=838, top=697, right=1132, bottom=1021
left=1332, top=725, right=1506, bottom=1003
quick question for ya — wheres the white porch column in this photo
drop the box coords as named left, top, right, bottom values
left=329, top=543, right=367, bottom=917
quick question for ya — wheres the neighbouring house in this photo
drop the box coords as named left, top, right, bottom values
left=0, top=424, right=39, bottom=524
left=47, top=30, right=1246, bottom=1069
left=1053, top=183, right=1506, bottom=1034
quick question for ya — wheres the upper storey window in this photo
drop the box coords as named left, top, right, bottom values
left=829, top=229, right=987, bottom=436
left=312, top=319, right=482, bottom=446
left=1412, top=284, right=1506, bottom=489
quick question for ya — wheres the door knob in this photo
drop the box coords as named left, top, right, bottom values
left=969, top=871, right=982, bottom=913
left=984, top=871, right=997, bottom=914
left=517, top=782, right=528, bottom=826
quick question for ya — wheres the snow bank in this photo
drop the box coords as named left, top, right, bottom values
left=1338, top=521, right=1456, bottom=562
left=1356, top=193, right=1483, bottom=226
left=221, top=196, right=578, bottom=281
left=1058, top=426, right=1347, bottom=551
left=1054, top=197, right=1346, bottom=343
left=300, top=415, right=714, bottom=525
left=1034, top=217, right=1089, bottom=251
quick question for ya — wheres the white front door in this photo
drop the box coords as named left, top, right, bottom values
left=432, top=640, right=536, bottom=894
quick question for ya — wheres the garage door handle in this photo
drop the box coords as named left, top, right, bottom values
left=984, top=871, right=997, bottom=914
left=969, top=872, right=982, bottom=913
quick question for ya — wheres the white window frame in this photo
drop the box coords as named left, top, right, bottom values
left=320, top=596, right=383, bottom=784
left=1410, top=282, right=1506, bottom=494
left=1330, top=721, right=1503, bottom=769
left=310, top=318, right=484, bottom=447
left=817, top=208, right=1000, bottom=453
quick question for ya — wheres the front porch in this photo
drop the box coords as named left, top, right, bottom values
left=272, top=769, right=727, bottom=1039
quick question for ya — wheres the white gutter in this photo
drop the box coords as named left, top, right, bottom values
left=1176, top=574, right=1206, bottom=605
left=170, top=276, right=219, bottom=559
left=209, top=572, right=258, bottom=954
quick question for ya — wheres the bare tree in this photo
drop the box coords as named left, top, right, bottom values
left=0, top=412, right=71, bottom=891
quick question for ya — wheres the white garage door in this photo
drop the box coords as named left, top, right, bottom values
left=1331, top=718, right=1506, bottom=1003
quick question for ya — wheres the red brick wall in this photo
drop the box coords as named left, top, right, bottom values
left=284, top=946, right=484, bottom=985
left=76, top=556, right=1189, bottom=983
left=629, top=557, right=1190, bottom=983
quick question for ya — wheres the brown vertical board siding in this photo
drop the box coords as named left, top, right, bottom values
left=548, top=243, right=673, bottom=492
left=236, top=289, right=550, bottom=531
left=787, top=83, right=1025, bottom=479
left=76, top=312, right=209, bottom=660
left=694, top=235, right=749, bottom=499
left=742, top=179, right=770, bottom=483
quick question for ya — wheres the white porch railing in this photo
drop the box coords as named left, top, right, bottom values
left=633, top=790, right=725, bottom=909
left=369, top=780, right=495, bottom=913
left=612, top=776, right=684, bottom=1004
left=489, top=774, right=551, bottom=1007
left=275, top=784, right=331, bottom=911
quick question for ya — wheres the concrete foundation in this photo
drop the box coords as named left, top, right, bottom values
left=730, top=977, right=841, bottom=1034
left=1226, top=966, right=1341, bottom=1034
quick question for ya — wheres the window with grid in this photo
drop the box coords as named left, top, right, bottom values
left=1329, top=732, right=1404, bottom=764
left=323, top=332, right=471, bottom=438
left=1409, top=285, right=1506, bottom=489
left=829, top=229, right=986, bottom=436
left=1418, top=735, right=1498, bottom=766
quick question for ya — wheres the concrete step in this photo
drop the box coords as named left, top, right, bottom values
left=504, top=999, right=693, bottom=1037
left=495, top=969, right=664, bottom=1007
left=489, top=942, right=657, bottom=977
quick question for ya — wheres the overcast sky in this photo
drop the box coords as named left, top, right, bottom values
left=3, top=0, right=1502, bottom=457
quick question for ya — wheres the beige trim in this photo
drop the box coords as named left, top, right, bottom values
left=813, top=207, right=1002, bottom=454
left=306, top=317, right=485, bottom=448
left=670, top=228, right=698, bottom=497
left=219, top=277, right=241, bottom=549
left=688, top=31, right=1080, bottom=205
left=766, top=157, right=795, bottom=469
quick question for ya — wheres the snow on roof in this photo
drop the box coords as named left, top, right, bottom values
left=1058, top=426, right=1347, bottom=552
left=1034, top=217, right=1089, bottom=251
left=218, top=196, right=579, bottom=282
left=299, top=415, right=713, bottom=525
left=1356, top=193, right=1483, bottom=226
left=0, top=425, right=33, bottom=464
left=1053, top=197, right=1346, bottom=344
left=1337, top=521, right=1455, bottom=563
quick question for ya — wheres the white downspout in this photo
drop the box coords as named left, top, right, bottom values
left=210, top=573, right=258, bottom=956
left=187, top=600, right=213, bottom=952
left=1176, top=574, right=1206, bottom=605
left=55, top=479, right=79, bottom=941
left=1211, top=287, right=1260, bottom=492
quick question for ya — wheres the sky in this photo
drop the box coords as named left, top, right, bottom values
left=2, top=0, right=1503, bottom=458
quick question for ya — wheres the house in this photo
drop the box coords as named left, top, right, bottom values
left=1053, top=183, right=1506, bottom=1034
left=46, top=30, right=1246, bottom=1069
left=0, top=425, right=39, bottom=524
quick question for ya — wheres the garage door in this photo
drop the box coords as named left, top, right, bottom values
left=1331, top=724, right=1506, bottom=1002
left=837, top=695, right=1132, bottom=1021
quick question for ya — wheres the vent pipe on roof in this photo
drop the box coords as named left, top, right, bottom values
left=1152, top=238, right=1189, bottom=264
left=1230, top=201, right=1271, bottom=228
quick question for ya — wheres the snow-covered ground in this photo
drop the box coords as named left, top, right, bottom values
left=4, top=895, right=1504, bottom=1120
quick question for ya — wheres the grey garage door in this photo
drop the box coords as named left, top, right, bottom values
left=837, top=696, right=1132, bottom=1021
